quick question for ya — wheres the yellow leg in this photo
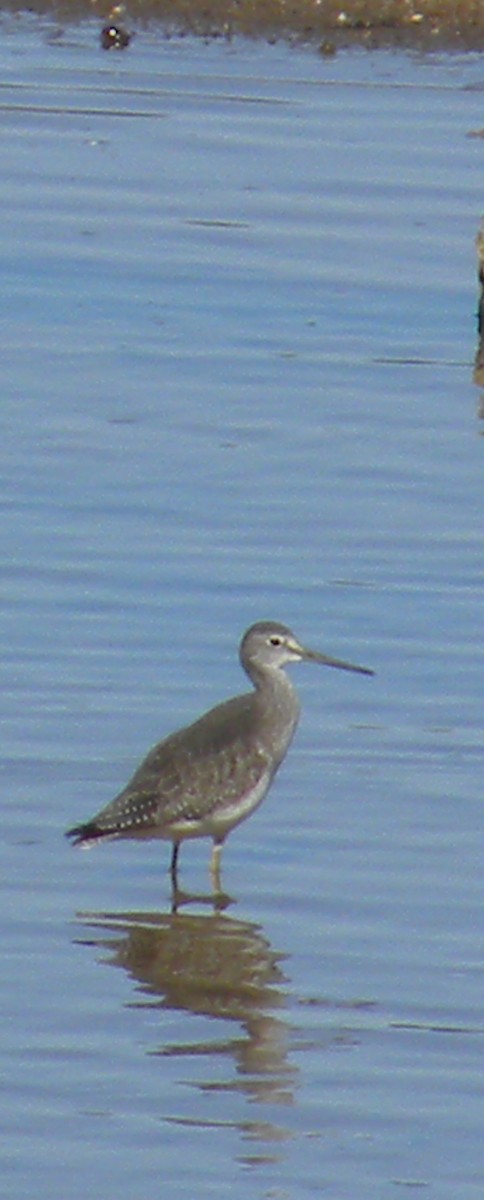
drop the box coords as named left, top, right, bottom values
left=210, top=841, right=223, bottom=892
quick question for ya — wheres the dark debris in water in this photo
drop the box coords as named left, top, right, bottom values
left=1, top=0, right=484, bottom=50
left=100, top=21, right=131, bottom=48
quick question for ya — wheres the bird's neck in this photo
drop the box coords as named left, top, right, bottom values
left=249, top=666, right=301, bottom=764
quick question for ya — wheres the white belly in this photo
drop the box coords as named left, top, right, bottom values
left=161, top=771, right=273, bottom=843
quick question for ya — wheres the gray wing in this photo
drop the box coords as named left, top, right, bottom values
left=78, top=692, right=273, bottom=839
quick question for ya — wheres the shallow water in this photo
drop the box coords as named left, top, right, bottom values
left=1, top=19, right=483, bottom=1199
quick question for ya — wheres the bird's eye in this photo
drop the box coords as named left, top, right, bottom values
left=269, top=635, right=283, bottom=646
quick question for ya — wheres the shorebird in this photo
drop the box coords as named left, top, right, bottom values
left=66, top=620, right=373, bottom=889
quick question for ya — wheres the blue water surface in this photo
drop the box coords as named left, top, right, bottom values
left=1, top=19, right=483, bottom=1200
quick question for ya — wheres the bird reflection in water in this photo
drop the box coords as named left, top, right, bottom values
left=75, top=907, right=297, bottom=1114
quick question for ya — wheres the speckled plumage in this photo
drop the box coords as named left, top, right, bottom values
left=66, top=620, right=373, bottom=887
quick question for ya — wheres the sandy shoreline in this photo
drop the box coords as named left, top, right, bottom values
left=1, top=0, right=483, bottom=52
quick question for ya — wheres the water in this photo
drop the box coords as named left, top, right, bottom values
left=1, top=18, right=483, bottom=1198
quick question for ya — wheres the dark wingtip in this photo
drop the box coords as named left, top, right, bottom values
left=65, top=822, right=105, bottom=846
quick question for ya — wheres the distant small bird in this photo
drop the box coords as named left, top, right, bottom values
left=66, top=621, right=373, bottom=889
